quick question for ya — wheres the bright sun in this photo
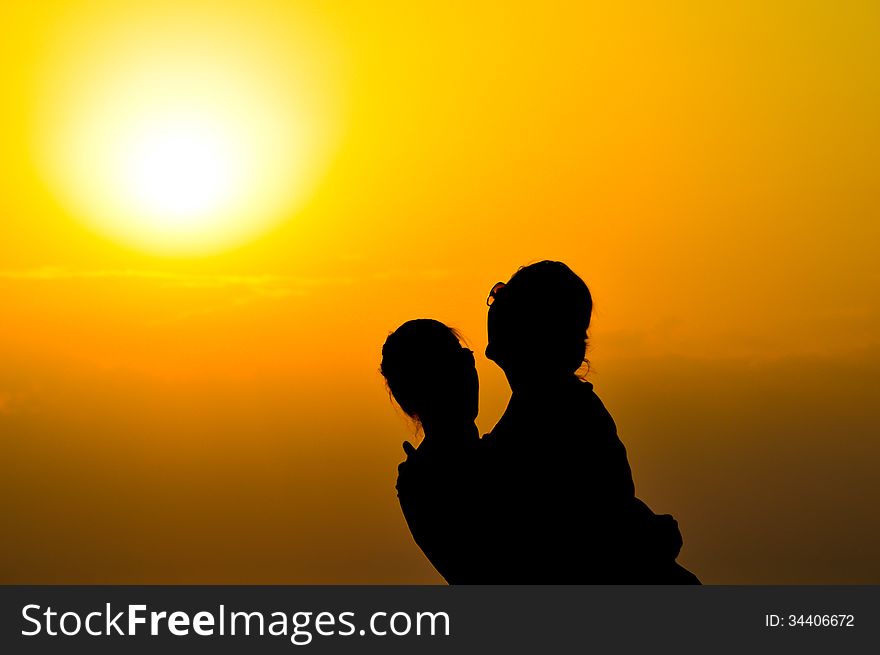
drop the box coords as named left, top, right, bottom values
left=124, top=118, right=239, bottom=227
left=34, top=4, right=342, bottom=256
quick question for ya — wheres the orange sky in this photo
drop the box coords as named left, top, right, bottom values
left=1, top=1, right=879, bottom=583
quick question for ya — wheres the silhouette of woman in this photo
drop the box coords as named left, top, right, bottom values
left=485, top=260, right=699, bottom=583
left=381, top=319, right=490, bottom=583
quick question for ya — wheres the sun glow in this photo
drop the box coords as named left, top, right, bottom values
left=123, top=118, right=239, bottom=230
left=34, top=4, right=343, bottom=256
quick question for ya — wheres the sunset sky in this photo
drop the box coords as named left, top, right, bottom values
left=2, top=1, right=879, bottom=583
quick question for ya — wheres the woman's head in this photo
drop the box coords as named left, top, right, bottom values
left=381, top=319, right=478, bottom=428
left=486, top=260, right=592, bottom=381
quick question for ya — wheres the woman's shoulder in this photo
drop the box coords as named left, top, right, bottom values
left=574, top=379, right=615, bottom=416
left=396, top=440, right=442, bottom=495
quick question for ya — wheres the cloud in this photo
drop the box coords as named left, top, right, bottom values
left=0, top=266, right=448, bottom=290
left=0, top=267, right=347, bottom=327
left=0, top=266, right=452, bottom=326
left=0, top=267, right=351, bottom=296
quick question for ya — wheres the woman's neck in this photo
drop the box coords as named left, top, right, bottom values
left=508, top=371, right=579, bottom=394
left=420, top=417, right=478, bottom=445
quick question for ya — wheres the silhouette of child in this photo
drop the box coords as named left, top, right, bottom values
left=381, top=319, right=490, bottom=583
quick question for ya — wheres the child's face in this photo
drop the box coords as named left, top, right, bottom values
left=458, top=348, right=479, bottom=422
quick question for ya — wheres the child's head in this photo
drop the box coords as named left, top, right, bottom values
left=381, top=319, right=478, bottom=428
left=486, top=260, right=592, bottom=381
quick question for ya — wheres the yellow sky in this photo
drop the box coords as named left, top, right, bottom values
left=1, top=1, right=879, bottom=583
